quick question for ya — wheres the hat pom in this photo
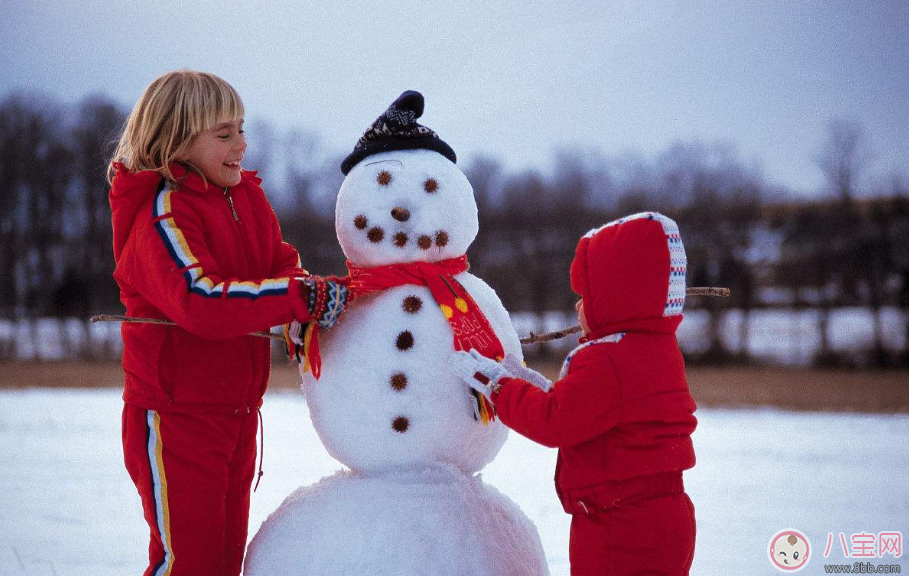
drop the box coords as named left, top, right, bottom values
left=390, top=91, right=424, bottom=120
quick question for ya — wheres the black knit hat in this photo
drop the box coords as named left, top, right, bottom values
left=340, top=90, right=457, bottom=175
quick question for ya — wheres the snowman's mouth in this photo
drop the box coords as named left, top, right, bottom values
left=355, top=216, right=450, bottom=251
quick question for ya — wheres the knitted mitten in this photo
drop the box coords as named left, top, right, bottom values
left=302, top=277, right=350, bottom=328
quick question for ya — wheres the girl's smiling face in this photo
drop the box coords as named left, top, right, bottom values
left=182, top=119, right=247, bottom=187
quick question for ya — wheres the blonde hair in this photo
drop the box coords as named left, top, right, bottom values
left=108, top=69, right=244, bottom=185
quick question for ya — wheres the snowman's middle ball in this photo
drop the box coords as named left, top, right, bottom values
left=302, top=148, right=514, bottom=474
left=336, top=149, right=478, bottom=267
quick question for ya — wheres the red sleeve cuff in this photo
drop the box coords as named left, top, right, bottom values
left=288, top=277, right=312, bottom=322
left=492, top=376, right=524, bottom=402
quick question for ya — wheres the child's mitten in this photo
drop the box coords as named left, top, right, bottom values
left=447, top=349, right=512, bottom=402
left=501, top=354, right=553, bottom=391
left=301, top=277, right=350, bottom=328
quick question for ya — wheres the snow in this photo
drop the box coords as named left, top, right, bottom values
left=246, top=465, right=547, bottom=576
left=511, top=307, right=909, bottom=364
left=1, top=388, right=907, bottom=575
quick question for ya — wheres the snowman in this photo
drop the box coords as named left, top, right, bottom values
left=245, top=92, right=549, bottom=576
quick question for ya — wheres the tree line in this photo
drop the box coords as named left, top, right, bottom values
left=1, top=93, right=907, bottom=366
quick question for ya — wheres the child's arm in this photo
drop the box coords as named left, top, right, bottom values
left=450, top=349, right=620, bottom=448
left=123, top=196, right=336, bottom=340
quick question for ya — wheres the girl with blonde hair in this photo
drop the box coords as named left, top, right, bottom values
left=109, top=69, right=351, bottom=576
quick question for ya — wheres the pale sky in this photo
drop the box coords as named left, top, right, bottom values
left=2, top=0, right=907, bottom=195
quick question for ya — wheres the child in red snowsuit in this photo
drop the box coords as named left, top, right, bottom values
left=109, top=70, right=351, bottom=576
left=450, top=212, right=697, bottom=576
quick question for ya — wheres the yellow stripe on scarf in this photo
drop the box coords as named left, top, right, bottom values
left=477, top=393, right=491, bottom=425
left=302, top=323, right=316, bottom=374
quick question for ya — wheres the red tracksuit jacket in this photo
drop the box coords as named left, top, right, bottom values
left=492, top=212, right=697, bottom=508
left=110, top=162, right=311, bottom=413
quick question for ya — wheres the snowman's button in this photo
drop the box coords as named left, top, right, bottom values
left=396, top=331, right=414, bottom=351
left=417, top=235, right=432, bottom=250
left=367, top=227, right=385, bottom=243
left=377, top=170, right=392, bottom=186
left=390, top=372, right=408, bottom=391
left=393, top=231, right=408, bottom=247
left=354, top=215, right=368, bottom=230
left=424, top=178, right=438, bottom=193
left=402, top=295, right=422, bottom=314
left=392, top=416, right=410, bottom=433
left=435, top=230, right=449, bottom=247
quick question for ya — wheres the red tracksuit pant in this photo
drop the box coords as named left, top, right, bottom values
left=569, top=493, right=696, bottom=576
left=122, top=403, right=259, bottom=576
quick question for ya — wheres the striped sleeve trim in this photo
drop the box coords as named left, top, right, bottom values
left=152, top=189, right=291, bottom=299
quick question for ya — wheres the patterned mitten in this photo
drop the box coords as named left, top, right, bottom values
left=302, top=277, right=350, bottom=328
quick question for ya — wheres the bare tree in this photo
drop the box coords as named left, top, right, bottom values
left=70, top=96, right=125, bottom=358
left=817, top=119, right=870, bottom=201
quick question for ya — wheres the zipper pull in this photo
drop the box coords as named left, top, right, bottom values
left=223, top=187, right=241, bottom=223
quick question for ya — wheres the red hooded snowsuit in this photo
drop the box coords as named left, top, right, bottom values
left=110, top=163, right=311, bottom=576
left=492, top=212, right=697, bottom=576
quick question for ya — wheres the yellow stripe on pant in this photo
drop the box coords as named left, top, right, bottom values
left=146, top=410, right=175, bottom=576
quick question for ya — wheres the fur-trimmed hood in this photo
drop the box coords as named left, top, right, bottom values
left=570, top=212, right=687, bottom=338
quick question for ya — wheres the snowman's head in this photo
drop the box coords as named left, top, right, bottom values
left=336, top=149, right=478, bottom=267
left=336, top=90, right=476, bottom=267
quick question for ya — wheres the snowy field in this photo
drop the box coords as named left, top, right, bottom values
left=1, top=388, right=907, bottom=576
left=2, top=306, right=906, bottom=365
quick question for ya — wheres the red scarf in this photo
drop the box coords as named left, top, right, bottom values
left=295, top=255, right=504, bottom=424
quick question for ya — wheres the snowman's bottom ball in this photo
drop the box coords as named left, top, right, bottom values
left=245, top=466, right=549, bottom=576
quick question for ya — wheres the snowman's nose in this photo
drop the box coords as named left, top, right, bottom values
left=391, top=207, right=411, bottom=222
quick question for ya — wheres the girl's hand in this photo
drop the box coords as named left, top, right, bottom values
left=300, top=277, right=350, bottom=328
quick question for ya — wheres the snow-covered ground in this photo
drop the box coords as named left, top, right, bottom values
left=0, top=388, right=907, bottom=576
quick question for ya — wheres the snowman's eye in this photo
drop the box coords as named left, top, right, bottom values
left=377, top=171, right=392, bottom=186
left=793, top=552, right=799, bottom=560
left=423, top=178, right=438, bottom=193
